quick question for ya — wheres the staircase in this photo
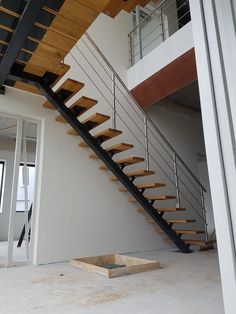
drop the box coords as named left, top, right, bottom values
left=2, top=0, right=215, bottom=252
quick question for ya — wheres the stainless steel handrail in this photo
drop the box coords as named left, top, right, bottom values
left=128, top=0, right=169, bottom=37
left=85, top=32, right=206, bottom=192
left=72, top=31, right=208, bottom=241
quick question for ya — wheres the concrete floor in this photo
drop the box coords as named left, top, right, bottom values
left=0, top=249, right=224, bottom=314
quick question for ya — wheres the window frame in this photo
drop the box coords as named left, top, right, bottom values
left=0, top=160, right=6, bottom=213
left=16, top=162, right=35, bottom=213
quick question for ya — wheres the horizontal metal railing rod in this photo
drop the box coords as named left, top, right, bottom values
left=84, top=32, right=206, bottom=192
left=129, top=0, right=169, bottom=36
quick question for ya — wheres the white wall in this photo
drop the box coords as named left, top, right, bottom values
left=146, top=100, right=213, bottom=233
left=127, top=21, right=194, bottom=90
left=0, top=87, right=169, bottom=265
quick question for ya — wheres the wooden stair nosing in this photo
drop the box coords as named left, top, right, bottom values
left=183, top=239, right=215, bottom=246
left=157, top=229, right=204, bottom=235
left=147, top=219, right=196, bottom=224
left=100, top=156, right=145, bottom=170
left=89, top=143, right=134, bottom=159
left=138, top=207, right=186, bottom=213
left=43, top=79, right=84, bottom=109
left=119, top=183, right=166, bottom=192
left=79, top=128, right=122, bottom=147
left=56, top=96, right=97, bottom=122
left=110, top=169, right=155, bottom=181
left=129, top=195, right=176, bottom=202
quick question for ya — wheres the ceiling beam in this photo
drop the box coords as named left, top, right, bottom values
left=0, top=0, right=46, bottom=87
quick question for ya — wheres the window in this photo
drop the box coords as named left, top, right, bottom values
left=16, top=163, right=35, bottom=212
left=0, top=161, right=5, bottom=212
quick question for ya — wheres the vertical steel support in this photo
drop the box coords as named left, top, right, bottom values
left=201, top=188, right=209, bottom=242
left=173, top=153, right=180, bottom=208
left=160, top=5, right=165, bottom=42
left=112, top=72, right=116, bottom=129
left=129, top=34, right=134, bottom=66
left=7, top=118, right=23, bottom=267
left=22, top=121, right=30, bottom=260
left=144, top=117, right=150, bottom=171
left=135, top=6, right=143, bottom=61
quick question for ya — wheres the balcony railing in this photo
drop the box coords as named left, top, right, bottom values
left=128, top=0, right=191, bottom=66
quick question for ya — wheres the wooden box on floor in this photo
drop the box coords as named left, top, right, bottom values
left=70, top=254, right=161, bottom=278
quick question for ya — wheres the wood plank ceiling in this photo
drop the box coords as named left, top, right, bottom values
left=0, top=0, right=149, bottom=94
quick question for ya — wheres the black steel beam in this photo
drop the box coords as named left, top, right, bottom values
left=0, top=0, right=46, bottom=87
left=17, top=204, right=33, bottom=248
left=8, top=69, right=192, bottom=253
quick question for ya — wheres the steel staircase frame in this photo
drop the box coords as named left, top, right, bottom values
left=8, top=68, right=192, bottom=253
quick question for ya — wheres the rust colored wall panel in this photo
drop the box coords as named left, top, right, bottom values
left=131, top=48, right=197, bottom=108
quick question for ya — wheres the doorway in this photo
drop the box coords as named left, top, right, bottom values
left=0, top=115, right=40, bottom=267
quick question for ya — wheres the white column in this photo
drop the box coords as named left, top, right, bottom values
left=189, top=1, right=236, bottom=313
left=6, top=118, right=23, bottom=267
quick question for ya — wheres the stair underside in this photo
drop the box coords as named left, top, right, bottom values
left=80, top=128, right=122, bottom=147
left=100, top=156, right=145, bottom=170
left=44, top=79, right=84, bottom=109
left=119, top=183, right=166, bottom=192
left=138, top=207, right=186, bottom=213
left=68, top=113, right=110, bottom=135
left=56, top=96, right=98, bottom=122
left=110, top=170, right=155, bottom=181
left=129, top=195, right=176, bottom=202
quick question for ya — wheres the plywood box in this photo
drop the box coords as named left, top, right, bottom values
left=70, top=254, right=161, bottom=278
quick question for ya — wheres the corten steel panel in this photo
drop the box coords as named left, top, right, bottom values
left=131, top=48, right=197, bottom=108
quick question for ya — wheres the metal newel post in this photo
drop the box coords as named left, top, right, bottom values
left=160, top=5, right=165, bottom=42
left=144, top=116, right=150, bottom=171
left=129, top=34, right=134, bottom=66
left=201, top=188, right=209, bottom=242
left=112, top=72, right=116, bottom=129
left=135, top=5, right=143, bottom=61
left=173, top=153, right=180, bottom=208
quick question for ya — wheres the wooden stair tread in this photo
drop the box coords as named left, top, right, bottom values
left=56, top=96, right=97, bottom=122
left=44, top=79, right=84, bottom=109
left=147, top=219, right=195, bottom=224
left=119, top=183, right=166, bottom=192
left=129, top=195, right=176, bottom=202
left=138, top=207, right=186, bottom=213
left=100, top=156, right=145, bottom=170
left=67, top=113, right=110, bottom=135
left=175, top=230, right=204, bottom=235
left=184, top=239, right=215, bottom=246
left=110, top=170, right=155, bottom=181
left=90, top=143, right=134, bottom=159
left=79, top=128, right=122, bottom=147
left=167, top=219, right=196, bottom=224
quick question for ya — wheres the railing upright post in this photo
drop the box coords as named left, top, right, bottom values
left=144, top=116, right=150, bottom=171
left=173, top=153, right=181, bottom=208
left=129, top=34, right=134, bottom=66
left=135, top=5, right=143, bottom=61
left=201, top=188, right=209, bottom=242
left=112, top=72, right=116, bottom=129
left=160, top=5, right=165, bottom=42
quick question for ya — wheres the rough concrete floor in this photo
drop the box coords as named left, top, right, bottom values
left=0, top=249, right=224, bottom=314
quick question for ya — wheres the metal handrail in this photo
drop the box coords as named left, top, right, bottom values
left=72, top=31, right=209, bottom=241
left=85, top=32, right=206, bottom=192
left=128, top=0, right=169, bottom=36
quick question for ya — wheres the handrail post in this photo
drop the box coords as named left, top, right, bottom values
left=144, top=116, right=150, bottom=171
left=173, top=152, right=181, bottom=208
left=160, top=5, right=165, bottom=42
left=201, top=188, right=209, bottom=242
left=135, top=5, right=143, bottom=61
left=129, top=34, right=134, bottom=66
left=112, top=72, right=116, bottom=129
